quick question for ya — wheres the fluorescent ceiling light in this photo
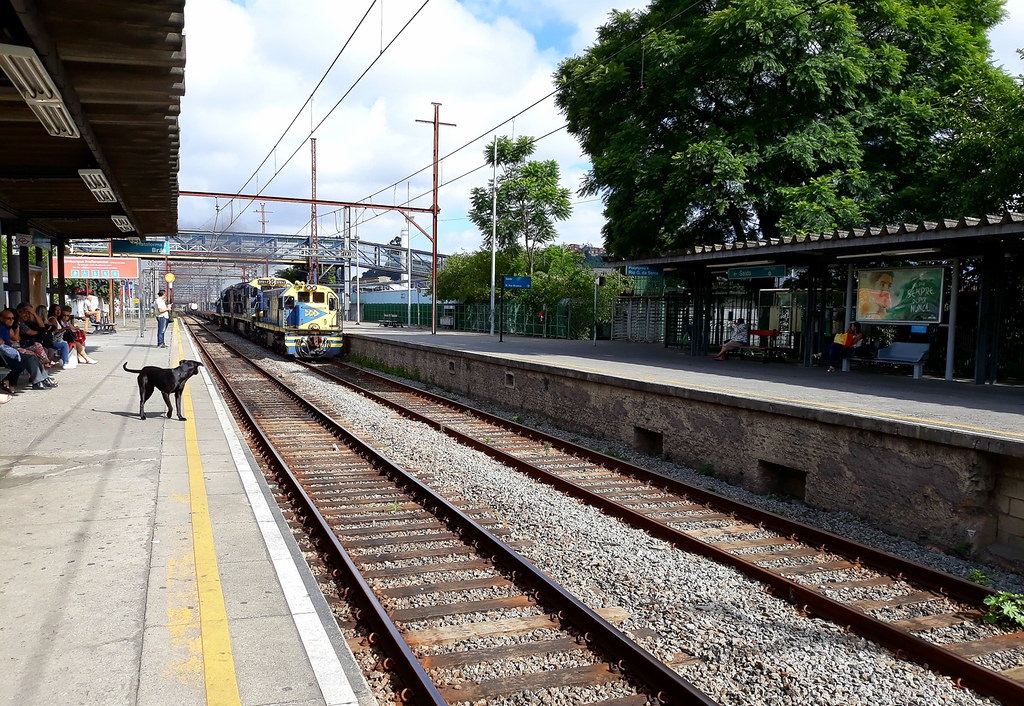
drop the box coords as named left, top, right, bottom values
left=836, top=252, right=881, bottom=260
left=710, top=259, right=773, bottom=269
left=111, top=215, right=134, bottom=232
left=0, top=43, right=80, bottom=138
left=79, top=169, right=117, bottom=203
left=881, top=248, right=940, bottom=256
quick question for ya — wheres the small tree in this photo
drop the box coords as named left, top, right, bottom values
left=468, top=136, right=572, bottom=274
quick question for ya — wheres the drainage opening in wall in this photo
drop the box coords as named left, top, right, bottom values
left=634, top=427, right=663, bottom=456
left=758, top=460, right=807, bottom=501
left=448, top=360, right=456, bottom=373
left=505, top=372, right=515, bottom=388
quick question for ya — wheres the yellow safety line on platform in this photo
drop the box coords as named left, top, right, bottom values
left=177, top=321, right=242, bottom=706
left=511, top=354, right=1024, bottom=442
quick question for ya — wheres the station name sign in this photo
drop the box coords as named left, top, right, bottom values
left=502, top=276, right=532, bottom=289
left=111, top=239, right=169, bottom=255
left=625, top=265, right=662, bottom=277
left=727, top=265, right=786, bottom=280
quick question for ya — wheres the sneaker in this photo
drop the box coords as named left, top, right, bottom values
left=42, top=377, right=58, bottom=388
left=86, top=359, right=99, bottom=364
left=32, top=382, right=45, bottom=390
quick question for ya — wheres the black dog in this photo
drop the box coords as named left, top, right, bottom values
left=123, top=360, right=203, bottom=420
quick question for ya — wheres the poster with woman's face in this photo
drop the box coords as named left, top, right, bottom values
left=856, top=268, right=944, bottom=322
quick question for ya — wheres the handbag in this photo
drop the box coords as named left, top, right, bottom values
left=74, top=330, right=87, bottom=345
left=833, top=333, right=853, bottom=347
left=62, top=329, right=77, bottom=343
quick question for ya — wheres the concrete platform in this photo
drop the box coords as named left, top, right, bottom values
left=0, top=320, right=373, bottom=706
left=345, top=325, right=1024, bottom=444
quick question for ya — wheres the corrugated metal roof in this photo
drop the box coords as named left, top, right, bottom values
left=0, top=0, right=184, bottom=240
left=609, top=212, right=1024, bottom=268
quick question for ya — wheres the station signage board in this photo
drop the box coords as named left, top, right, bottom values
left=727, top=265, right=786, bottom=280
left=111, top=239, right=169, bottom=255
left=50, top=256, right=140, bottom=279
left=502, top=276, right=532, bottom=289
left=625, top=265, right=662, bottom=277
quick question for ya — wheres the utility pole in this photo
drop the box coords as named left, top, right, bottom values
left=310, top=137, right=318, bottom=284
left=254, top=202, right=272, bottom=233
left=416, top=102, right=455, bottom=335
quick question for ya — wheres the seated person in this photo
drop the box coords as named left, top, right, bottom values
left=57, top=306, right=98, bottom=365
left=17, top=302, right=70, bottom=367
left=817, top=321, right=863, bottom=372
left=0, top=308, right=54, bottom=390
left=84, top=294, right=101, bottom=324
left=712, top=318, right=749, bottom=360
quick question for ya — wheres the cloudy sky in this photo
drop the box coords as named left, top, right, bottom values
left=178, top=0, right=1024, bottom=258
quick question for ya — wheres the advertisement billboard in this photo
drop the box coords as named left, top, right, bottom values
left=50, top=256, right=140, bottom=279
left=856, top=267, right=944, bottom=323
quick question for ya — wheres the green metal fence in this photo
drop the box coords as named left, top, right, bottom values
left=360, top=299, right=606, bottom=340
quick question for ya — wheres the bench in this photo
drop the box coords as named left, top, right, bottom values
left=731, top=329, right=782, bottom=363
left=90, top=317, right=117, bottom=334
left=379, top=314, right=403, bottom=328
left=843, top=342, right=929, bottom=379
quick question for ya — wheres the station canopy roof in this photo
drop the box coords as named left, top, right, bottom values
left=0, top=0, right=184, bottom=241
left=608, top=212, right=1024, bottom=271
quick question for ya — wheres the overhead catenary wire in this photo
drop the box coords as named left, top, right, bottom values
left=218, top=0, right=433, bottom=233
left=213, top=0, right=841, bottom=240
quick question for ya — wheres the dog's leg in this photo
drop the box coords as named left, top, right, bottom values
left=162, top=390, right=173, bottom=419
left=139, top=379, right=154, bottom=420
left=175, top=391, right=187, bottom=421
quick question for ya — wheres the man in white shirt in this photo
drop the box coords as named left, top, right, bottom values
left=155, top=289, right=171, bottom=347
left=84, top=293, right=101, bottom=324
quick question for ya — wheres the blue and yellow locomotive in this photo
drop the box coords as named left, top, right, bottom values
left=215, top=277, right=343, bottom=359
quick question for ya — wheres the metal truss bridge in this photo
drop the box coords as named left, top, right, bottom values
left=71, top=230, right=449, bottom=279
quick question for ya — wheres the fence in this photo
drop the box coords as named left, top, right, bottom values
left=359, top=299, right=607, bottom=340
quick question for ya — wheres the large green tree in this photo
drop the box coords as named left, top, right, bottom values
left=468, top=136, right=573, bottom=274
left=555, top=0, right=1017, bottom=256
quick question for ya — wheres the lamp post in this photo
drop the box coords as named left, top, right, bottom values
left=489, top=136, right=498, bottom=336
left=593, top=275, right=606, bottom=347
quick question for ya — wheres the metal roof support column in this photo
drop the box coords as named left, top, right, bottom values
left=974, top=248, right=1003, bottom=384
left=839, top=263, right=856, bottom=372
left=945, top=258, right=959, bottom=381
left=56, top=239, right=67, bottom=307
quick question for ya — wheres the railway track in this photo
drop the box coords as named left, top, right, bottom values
left=188, top=324, right=716, bottom=705
left=267, top=352, right=1024, bottom=705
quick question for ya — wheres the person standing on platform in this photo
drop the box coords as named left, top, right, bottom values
left=155, top=289, right=171, bottom=348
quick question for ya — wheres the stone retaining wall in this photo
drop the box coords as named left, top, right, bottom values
left=347, top=335, right=1024, bottom=567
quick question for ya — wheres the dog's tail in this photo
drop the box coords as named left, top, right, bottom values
left=123, top=362, right=144, bottom=374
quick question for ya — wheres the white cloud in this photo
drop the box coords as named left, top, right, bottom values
left=179, top=0, right=1024, bottom=259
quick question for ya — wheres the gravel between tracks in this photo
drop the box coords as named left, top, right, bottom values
left=226, top=338, right=1021, bottom=706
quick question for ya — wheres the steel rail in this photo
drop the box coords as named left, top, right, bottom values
left=303, top=358, right=1024, bottom=706
left=189, top=323, right=719, bottom=706
left=190, top=330, right=446, bottom=704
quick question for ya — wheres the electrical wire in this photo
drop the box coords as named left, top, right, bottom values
left=219, top=0, right=433, bottom=234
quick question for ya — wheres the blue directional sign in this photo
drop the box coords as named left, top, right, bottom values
left=503, top=276, right=532, bottom=289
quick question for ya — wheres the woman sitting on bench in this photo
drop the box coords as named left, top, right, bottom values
left=816, top=321, right=863, bottom=372
left=712, top=318, right=748, bottom=360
